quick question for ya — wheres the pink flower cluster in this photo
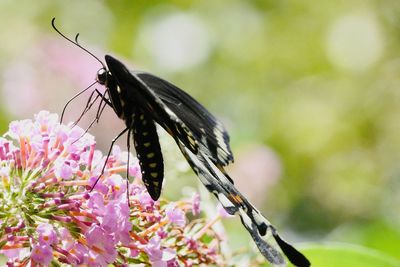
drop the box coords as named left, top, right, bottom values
left=0, top=111, right=225, bottom=266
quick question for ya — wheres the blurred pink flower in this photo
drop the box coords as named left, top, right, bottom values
left=145, top=236, right=176, bottom=266
left=165, top=204, right=186, bottom=227
left=228, top=145, right=282, bottom=206
left=191, top=192, right=201, bottom=216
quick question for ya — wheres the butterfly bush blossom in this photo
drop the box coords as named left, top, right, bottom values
left=0, top=111, right=226, bottom=266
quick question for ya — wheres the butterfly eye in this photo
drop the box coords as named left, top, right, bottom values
left=96, top=68, right=108, bottom=85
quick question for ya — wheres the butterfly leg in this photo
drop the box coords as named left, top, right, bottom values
left=71, top=99, right=109, bottom=145
left=70, top=89, right=112, bottom=145
left=126, top=126, right=132, bottom=204
left=71, top=89, right=100, bottom=127
left=94, top=89, right=113, bottom=108
left=91, top=127, right=130, bottom=191
left=78, top=89, right=111, bottom=131
left=60, top=81, right=97, bottom=123
left=71, top=86, right=112, bottom=128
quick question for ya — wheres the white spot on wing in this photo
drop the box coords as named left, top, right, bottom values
left=217, top=193, right=235, bottom=209
left=239, top=208, right=253, bottom=230
left=252, top=209, right=272, bottom=228
left=214, top=122, right=230, bottom=162
left=203, top=156, right=232, bottom=185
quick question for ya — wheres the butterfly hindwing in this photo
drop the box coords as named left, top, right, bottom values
left=132, top=109, right=164, bottom=201
left=175, top=140, right=310, bottom=267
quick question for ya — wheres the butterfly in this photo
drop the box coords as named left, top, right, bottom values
left=52, top=18, right=310, bottom=267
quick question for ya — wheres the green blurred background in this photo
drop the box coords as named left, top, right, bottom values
left=1, top=0, right=399, bottom=265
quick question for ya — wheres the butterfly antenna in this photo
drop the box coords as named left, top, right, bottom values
left=51, top=18, right=106, bottom=69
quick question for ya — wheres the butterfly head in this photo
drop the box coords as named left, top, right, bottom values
left=96, top=68, right=109, bottom=85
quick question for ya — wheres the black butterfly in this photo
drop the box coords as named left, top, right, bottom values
left=52, top=18, right=310, bottom=267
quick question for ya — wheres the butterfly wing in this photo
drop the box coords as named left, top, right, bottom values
left=133, top=71, right=309, bottom=266
left=134, top=72, right=234, bottom=167
left=103, top=55, right=310, bottom=266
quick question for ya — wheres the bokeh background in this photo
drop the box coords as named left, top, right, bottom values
left=1, top=1, right=399, bottom=265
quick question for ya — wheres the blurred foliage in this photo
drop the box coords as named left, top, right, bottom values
left=301, top=243, right=400, bottom=267
left=1, top=0, right=400, bottom=265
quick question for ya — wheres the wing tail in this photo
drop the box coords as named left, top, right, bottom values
left=176, top=141, right=310, bottom=267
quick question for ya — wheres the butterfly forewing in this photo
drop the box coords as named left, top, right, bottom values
left=132, top=109, right=164, bottom=201
left=134, top=72, right=234, bottom=166
left=105, top=55, right=200, bottom=157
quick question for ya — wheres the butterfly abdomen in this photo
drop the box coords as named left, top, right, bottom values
left=132, top=110, right=164, bottom=200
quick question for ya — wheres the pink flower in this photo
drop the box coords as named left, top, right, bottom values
left=0, top=247, right=27, bottom=262
left=37, top=223, right=58, bottom=245
left=88, top=176, right=109, bottom=194
left=85, top=225, right=117, bottom=263
left=157, top=228, right=168, bottom=239
left=102, top=199, right=132, bottom=244
left=138, top=189, right=155, bottom=210
left=185, top=237, right=198, bottom=250
left=87, top=192, right=106, bottom=216
left=128, top=158, right=142, bottom=179
left=34, top=110, right=58, bottom=130
left=54, top=159, right=74, bottom=180
left=31, top=243, right=53, bottom=265
left=59, top=228, right=73, bottom=249
left=165, top=204, right=186, bottom=227
left=106, top=174, right=127, bottom=199
left=167, top=259, right=179, bottom=267
left=130, top=248, right=140, bottom=257
left=191, top=192, right=201, bottom=216
left=7, top=119, right=33, bottom=138
left=85, top=250, right=108, bottom=267
left=66, top=242, right=87, bottom=265
left=0, top=111, right=227, bottom=265
left=145, top=236, right=176, bottom=266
